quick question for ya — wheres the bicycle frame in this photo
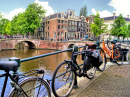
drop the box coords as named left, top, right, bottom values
left=102, top=40, right=121, bottom=59
left=0, top=72, right=28, bottom=97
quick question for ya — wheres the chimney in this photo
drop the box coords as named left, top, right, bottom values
left=127, top=15, right=129, bottom=18
left=113, top=12, right=116, bottom=20
left=113, top=13, right=116, bottom=16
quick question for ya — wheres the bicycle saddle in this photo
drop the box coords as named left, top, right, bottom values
left=85, top=43, right=97, bottom=49
left=0, top=61, right=18, bottom=72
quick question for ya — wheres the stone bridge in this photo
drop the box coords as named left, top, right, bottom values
left=0, top=39, right=96, bottom=51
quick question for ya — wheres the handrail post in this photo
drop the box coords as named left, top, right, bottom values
left=73, top=45, right=78, bottom=88
left=9, top=57, right=20, bottom=78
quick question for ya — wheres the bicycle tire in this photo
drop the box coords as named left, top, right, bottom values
left=126, top=50, right=130, bottom=64
left=98, top=48, right=107, bottom=72
left=52, top=61, right=75, bottom=97
left=107, top=38, right=112, bottom=50
left=114, top=47, right=124, bottom=65
left=8, top=76, right=51, bottom=97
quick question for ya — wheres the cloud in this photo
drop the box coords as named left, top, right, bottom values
left=2, top=0, right=54, bottom=20
left=108, top=0, right=130, bottom=17
left=2, top=8, right=25, bottom=20
left=34, top=0, right=54, bottom=16
left=91, top=8, right=112, bottom=18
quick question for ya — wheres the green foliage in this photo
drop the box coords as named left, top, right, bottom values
left=10, top=2, right=46, bottom=35
left=110, top=14, right=129, bottom=38
left=0, top=18, right=10, bottom=34
left=24, top=2, right=46, bottom=34
left=0, top=13, right=2, bottom=19
left=90, top=11, right=108, bottom=37
left=79, top=5, right=87, bottom=17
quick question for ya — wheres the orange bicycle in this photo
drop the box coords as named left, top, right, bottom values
left=102, top=39, right=124, bottom=65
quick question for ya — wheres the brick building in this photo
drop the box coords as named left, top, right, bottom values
left=37, top=9, right=93, bottom=41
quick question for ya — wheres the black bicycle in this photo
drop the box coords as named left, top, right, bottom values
left=0, top=61, right=51, bottom=97
left=51, top=45, right=103, bottom=97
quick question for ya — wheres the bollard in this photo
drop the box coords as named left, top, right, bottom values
left=9, top=57, right=20, bottom=78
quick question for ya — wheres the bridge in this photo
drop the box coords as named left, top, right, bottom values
left=0, top=39, right=96, bottom=51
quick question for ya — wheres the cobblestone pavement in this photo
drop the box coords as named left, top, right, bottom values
left=76, top=64, right=130, bottom=97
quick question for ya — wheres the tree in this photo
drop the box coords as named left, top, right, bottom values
left=90, top=11, right=107, bottom=39
left=110, top=14, right=128, bottom=39
left=24, top=2, right=46, bottom=34
left=10, top=2, right=46, bottom=35
left=0, top=12, right=2, bottom=19
left=2, top=19, right=10, bottom=35
left=79, top=5, right=87, bottom=17
left=0, top=18, right=9, bottom=34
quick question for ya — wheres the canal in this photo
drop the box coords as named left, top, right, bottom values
left=0, top=49, right=83, bottom=96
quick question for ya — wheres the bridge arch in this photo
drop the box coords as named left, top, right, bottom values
left=15, top=41, right=36, bottom=49
left=67, top=44, right=74, bottom=49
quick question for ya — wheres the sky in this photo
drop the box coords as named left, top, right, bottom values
left=0, top=0, right=130, bottom=20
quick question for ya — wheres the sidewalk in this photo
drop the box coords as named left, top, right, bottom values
left=69, top=62, right=130, bottom=97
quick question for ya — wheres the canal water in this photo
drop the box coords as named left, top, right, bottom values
left=0, top=49, right=83, bottom=96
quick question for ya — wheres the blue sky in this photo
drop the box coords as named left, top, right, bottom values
left=0, top=0, right=130, bottom=20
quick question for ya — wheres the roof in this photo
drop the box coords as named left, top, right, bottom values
left=102, top=16, right=130, bottom=22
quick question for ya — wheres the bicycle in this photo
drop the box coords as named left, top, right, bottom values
left=85, top=42, right=107, bottom=72
left=126, top=50, right=130, bottom=64
left=103, top=38, right=124, bottom=65
left=51, top=45, right=103, bottom=97
left=0, top=61, right=51, bottom=97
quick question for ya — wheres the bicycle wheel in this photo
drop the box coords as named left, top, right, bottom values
left=98, top=48, right=107, bottom=72
left=114, top=47, right=124, bottom=65
left=86, top=66, right=96, bottom=79
left=126, top=50, right=130, bottom=64
left=52, top=61, right=75, bottom=97
left=8, top=76, right=51, bottom=97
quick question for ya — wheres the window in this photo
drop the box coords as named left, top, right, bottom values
left=87, top=29, right=88, bottom=32
left=75, top=26, right=77, bottom=31
left=69, top=26, right=71, bottom=31
left=61, top=32, right=63, bottom=37
left=58, top=20, right=60, bottom=23
left=83, top=28, right=86, bottom=32
left=61, top=25, right=63, bottom=30
left=68, top=32, right=71, bottom=37
left=48, top=32, right=49, bottom=37
left=46, top=32, right=47, bottom=37
left=78, top=22, right=81, bottom=26
left=72, top=21, right=74, bottom=25
left=54, top=32, right=56, bottom=37
left=72, top=26, right=74, bottom=31
left=58, top=25, right=60, bottom=29
left=65, top=21, right=67, bottom=24
left=48, top=21, right=49, bottom=24
left=57, top=32, right=60, bottom=37
left=69, top=21, right=71, bottom=25
left=81, top=27, right=83, bottom=31
left=84, top=23, right=86, bottom=26
left=78, top=28, right=80, bottom=31
left=65, top=25, right=67, bottom=30
left=75, top=22, right=77, bottom=25
left=62, top=20, right=64, bottom=23
left=48, top=26, right=49, bottom=30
